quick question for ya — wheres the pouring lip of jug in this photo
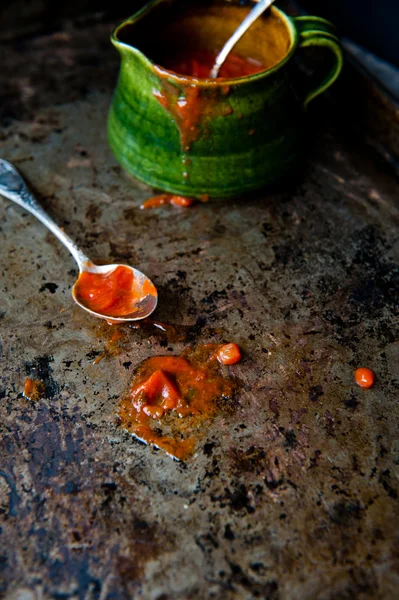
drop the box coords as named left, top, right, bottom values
left=110, top=0, right=298, bottom=87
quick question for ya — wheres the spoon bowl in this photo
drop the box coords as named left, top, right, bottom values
left=72, top=263, right=158, bottom=322
left=0, top=158, right=158, bottom=322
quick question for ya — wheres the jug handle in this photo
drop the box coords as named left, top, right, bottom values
left=293, top=16, right=344, bottom=108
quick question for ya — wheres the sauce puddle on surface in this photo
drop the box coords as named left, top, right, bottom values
left=73, top=266, right=156, bottom=318
left=118, top=343, right=241, bottom=460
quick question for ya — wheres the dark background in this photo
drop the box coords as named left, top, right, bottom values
left=0, top=0, right=143, bottom=40
left=300, top=0, right=399, bottom=66
left=1, top=0, right=399, bottom=66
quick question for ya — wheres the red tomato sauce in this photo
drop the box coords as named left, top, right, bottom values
left=152, top=51, right=265, bottom=179
left=153, top=66, right=233, bottom=153
left=141, top=194, right=196, bottom=209
left=118, top=343, right=241, bottom=460
left=73, top=266, right=156, bottom=318
left=355, top=367, right=375, bottom=389
left=23, top=378, right=44, bottom=400
left=163, top=50, right=265, bottom=79
left=153, top=84, right=209, bottom=153
left=216, top=342, right=241, bottom=365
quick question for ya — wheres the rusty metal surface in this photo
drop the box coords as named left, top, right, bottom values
left=1, top=14, right=399, bottom=600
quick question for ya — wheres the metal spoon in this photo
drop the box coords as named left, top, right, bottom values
left=0, top=158, right=158, bottom=322
left=210, top=0, right=275, bottom=79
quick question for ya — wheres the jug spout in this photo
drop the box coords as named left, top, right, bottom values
left=110, top=0, right=169, bottom=63
left=111, top=13, right=151, bottom=65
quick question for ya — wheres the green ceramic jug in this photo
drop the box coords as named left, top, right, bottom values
left=108, top=0, right=343, bottom=198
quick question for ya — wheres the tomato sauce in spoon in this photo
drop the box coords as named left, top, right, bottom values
left=74, top=266, right=157, bottom=318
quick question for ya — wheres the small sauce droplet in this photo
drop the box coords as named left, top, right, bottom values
left=140, top=194, right=195, bottom=209
left=216, top=343, right=242, bottom=365
left=354, top=368, right=375, bottom=388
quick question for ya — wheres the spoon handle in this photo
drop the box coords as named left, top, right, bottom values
left=210, top=0, right=274, bottom=78
left=0, top=158, right=90, bottom=270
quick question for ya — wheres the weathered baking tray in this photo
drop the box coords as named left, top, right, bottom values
left=0, top=5, right=398, bottom=599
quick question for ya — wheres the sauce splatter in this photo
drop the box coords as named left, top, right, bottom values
left=118, top=343, right=241, bottom=460
left=23, top=378, right=45, bottom=401
left=140, top=194, right=195, bottom=210
left=93, top=328, right=124, bottom=364
left=355, top=368, right=375, bottom=389
left=162, top=50, right=265, bottom=80
left=73, top=266, right=156, bottom=318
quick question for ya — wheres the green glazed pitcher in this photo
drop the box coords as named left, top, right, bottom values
left=108, top=0, right=343, bottom=198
